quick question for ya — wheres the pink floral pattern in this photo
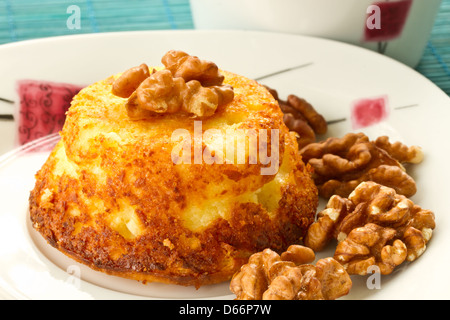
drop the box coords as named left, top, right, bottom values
left=16, top=80, right=84, bottom=145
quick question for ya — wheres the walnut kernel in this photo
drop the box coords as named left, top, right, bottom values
left=265, top=86, right=327, bottom=149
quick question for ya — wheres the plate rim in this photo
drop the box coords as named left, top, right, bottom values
left=0, top=28, right=448, bottom=98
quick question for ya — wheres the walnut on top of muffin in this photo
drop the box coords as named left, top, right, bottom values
left=112, top=50, right=234, bottom=119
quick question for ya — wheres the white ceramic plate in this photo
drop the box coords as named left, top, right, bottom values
left=0, top=30, right=449, bottom=300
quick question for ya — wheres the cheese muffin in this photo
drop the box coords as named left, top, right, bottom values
left=29, top=51, right=318, bottom=287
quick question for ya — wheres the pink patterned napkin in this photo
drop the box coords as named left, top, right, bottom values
left=16, top=80, right=84, bottom=146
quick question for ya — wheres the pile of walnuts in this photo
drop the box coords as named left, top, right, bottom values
left=231, top=181, right=435, bottom=300
left=305, top=181, right=435, bottom=275
left=230, top=245, right=352, bottom=300
left=299, top=132, right=423, bottom=199
left=230, top=87, right=434, bottom=300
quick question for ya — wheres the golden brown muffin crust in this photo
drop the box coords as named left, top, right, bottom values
left=29, top=70, right=318, bottom=287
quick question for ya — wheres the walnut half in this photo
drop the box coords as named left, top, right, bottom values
left=265, top=86, right=328, bottom=149
left=112, top=50, right=234, bottom=119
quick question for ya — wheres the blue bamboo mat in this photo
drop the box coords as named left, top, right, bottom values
left=416, top=0, right=450, bottom=95
left=1, top=0, right=449, bottom=95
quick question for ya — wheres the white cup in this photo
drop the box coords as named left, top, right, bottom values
left=190, top=0, right=442, bottom=68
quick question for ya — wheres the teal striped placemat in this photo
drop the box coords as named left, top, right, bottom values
left=1, top=0, right=449, bottom=95
left=0, top=0, right=194, bottom=41
left=416, top=0, right=450, bottom=95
